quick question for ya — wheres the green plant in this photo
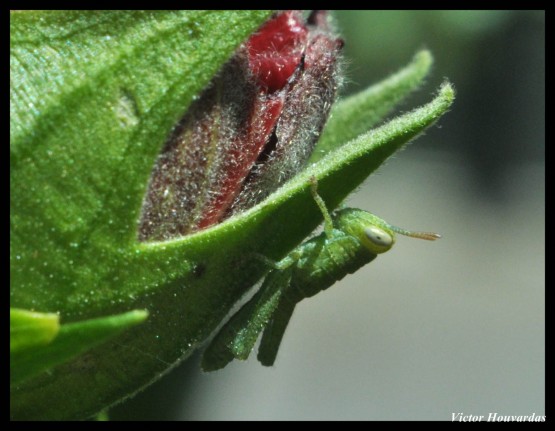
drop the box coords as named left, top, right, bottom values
left=10, top=10, right=454, bottom=420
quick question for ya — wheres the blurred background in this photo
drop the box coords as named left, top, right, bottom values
left=111, top=10, right=544, bottom=420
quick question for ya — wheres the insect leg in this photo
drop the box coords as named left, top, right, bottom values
left=253, top=249, right=303, bottom=271
left=201, top=267, right=293, bottom=371
left=310, top=176, right=334, bottom=237
left=257, top=298, right=296, bottom=366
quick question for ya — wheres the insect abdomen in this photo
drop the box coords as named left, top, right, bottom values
left=289, top=231, right=377, bottom=301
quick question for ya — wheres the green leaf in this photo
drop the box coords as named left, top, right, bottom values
left=310, top=50, right=433, bottom=163
left=11, top=309, right=148, bottom=386
left=10, top=10, right=273, bottom=316
left=10, top=10, right=273, bottom=420
left=10, top=308, right=60, bottom=353
left=10, top=10, right=454, bottom=420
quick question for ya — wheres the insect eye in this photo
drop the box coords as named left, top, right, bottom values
left=364, top=226, right=393, bottom=248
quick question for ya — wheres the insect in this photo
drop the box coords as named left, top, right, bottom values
left=201, top=178, right=440, bottom=371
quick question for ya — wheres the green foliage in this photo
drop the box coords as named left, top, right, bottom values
left=11, top=309, right=148, bottom=385
left=10, top=11, right=453, bottom=420
left=10, top=309, right=60, bottom=353
left=311, top=50, right=433, bottom=162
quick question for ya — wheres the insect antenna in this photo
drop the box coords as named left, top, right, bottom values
left=388, top=225, right=442, bottom=241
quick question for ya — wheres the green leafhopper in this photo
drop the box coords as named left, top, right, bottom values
left=202, top=178, right=440, bottom=371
